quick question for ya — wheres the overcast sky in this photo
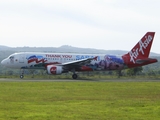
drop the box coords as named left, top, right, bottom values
left=0, top=0, right=160, bottom=53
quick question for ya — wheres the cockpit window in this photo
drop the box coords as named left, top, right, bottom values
left=9, top=56, right=14, bottom=63
left=9, top=56, right=14, bottom=59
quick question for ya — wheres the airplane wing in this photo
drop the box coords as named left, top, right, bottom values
left=62, top=56, right=98, bottom=66
left=38, top=56, right=97, bottom=70
left=59, top=56, right=98, bottom=71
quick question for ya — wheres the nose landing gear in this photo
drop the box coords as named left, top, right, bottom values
left=20, top=69, right=24, bottom=79
left=20, top=74, right=24, bottom=79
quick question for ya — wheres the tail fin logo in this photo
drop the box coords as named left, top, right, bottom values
left=139, top=35, right=153, bottom=54
left=129, top=35, right=153, bottom=63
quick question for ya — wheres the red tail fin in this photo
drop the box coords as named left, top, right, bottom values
left=122, top=32, right=157, bottom=68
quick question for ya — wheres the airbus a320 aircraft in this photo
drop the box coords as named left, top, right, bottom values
left=1, top=32, right=158, bottom=79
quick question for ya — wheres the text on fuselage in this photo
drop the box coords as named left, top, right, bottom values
left=46, top=54, right=72, bottom=58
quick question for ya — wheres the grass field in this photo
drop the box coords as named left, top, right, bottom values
left=0, top=80, right=160, bottom=120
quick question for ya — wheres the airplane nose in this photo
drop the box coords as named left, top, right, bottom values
left=1, top=59, right=7, bottom=65
left=1, top=60, right=4, bottom=65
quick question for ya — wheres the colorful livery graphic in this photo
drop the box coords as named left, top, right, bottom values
left=27, top=55, right=47, bottom=64
left=1, top=32, right=158, bottom=79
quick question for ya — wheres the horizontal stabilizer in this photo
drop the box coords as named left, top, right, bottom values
left=136, top=58, right=158, bottom=64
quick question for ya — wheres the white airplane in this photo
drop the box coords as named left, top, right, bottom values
left=1, top=32, right=158, bottom=79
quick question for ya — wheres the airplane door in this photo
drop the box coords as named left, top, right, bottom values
left=19, top=54, right=25, bottom=63
left=61, top=58, right=65, bottom=64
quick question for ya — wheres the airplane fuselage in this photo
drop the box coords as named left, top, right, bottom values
left=1, top=52, right=126, bottom=71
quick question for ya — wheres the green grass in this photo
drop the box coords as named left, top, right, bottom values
left=0, top=81, right=160, bottom=120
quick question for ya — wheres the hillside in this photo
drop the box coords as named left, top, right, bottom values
left=0, top=45, right=159, bottom=56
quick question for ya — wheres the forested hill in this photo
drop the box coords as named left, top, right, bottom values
left=0, top=45, right=159, bottom=56
left=0, top=45, right=160, bottom=78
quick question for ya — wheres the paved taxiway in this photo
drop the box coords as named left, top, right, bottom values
left=0, top=78, right=160, bottom=82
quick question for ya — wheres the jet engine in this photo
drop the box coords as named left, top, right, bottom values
left=47, top=65, right=63, bottom=75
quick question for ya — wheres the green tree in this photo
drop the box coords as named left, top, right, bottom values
left=126, top=67, right=143, bottom=76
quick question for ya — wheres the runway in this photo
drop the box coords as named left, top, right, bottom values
left=0, top=78, right=160, bottom=82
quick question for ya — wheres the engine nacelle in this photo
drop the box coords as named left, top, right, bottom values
left=47, top=65, right=63, bottom=75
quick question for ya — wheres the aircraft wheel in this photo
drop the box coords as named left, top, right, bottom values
left=72, top=74, right=78, bottom=79
left=20, top=75, right=24, bottom=79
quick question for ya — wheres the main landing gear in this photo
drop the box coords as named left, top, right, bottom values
left=71, top=69, right=78, bottom=79
left=72, top=73, right=78, bottom=79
